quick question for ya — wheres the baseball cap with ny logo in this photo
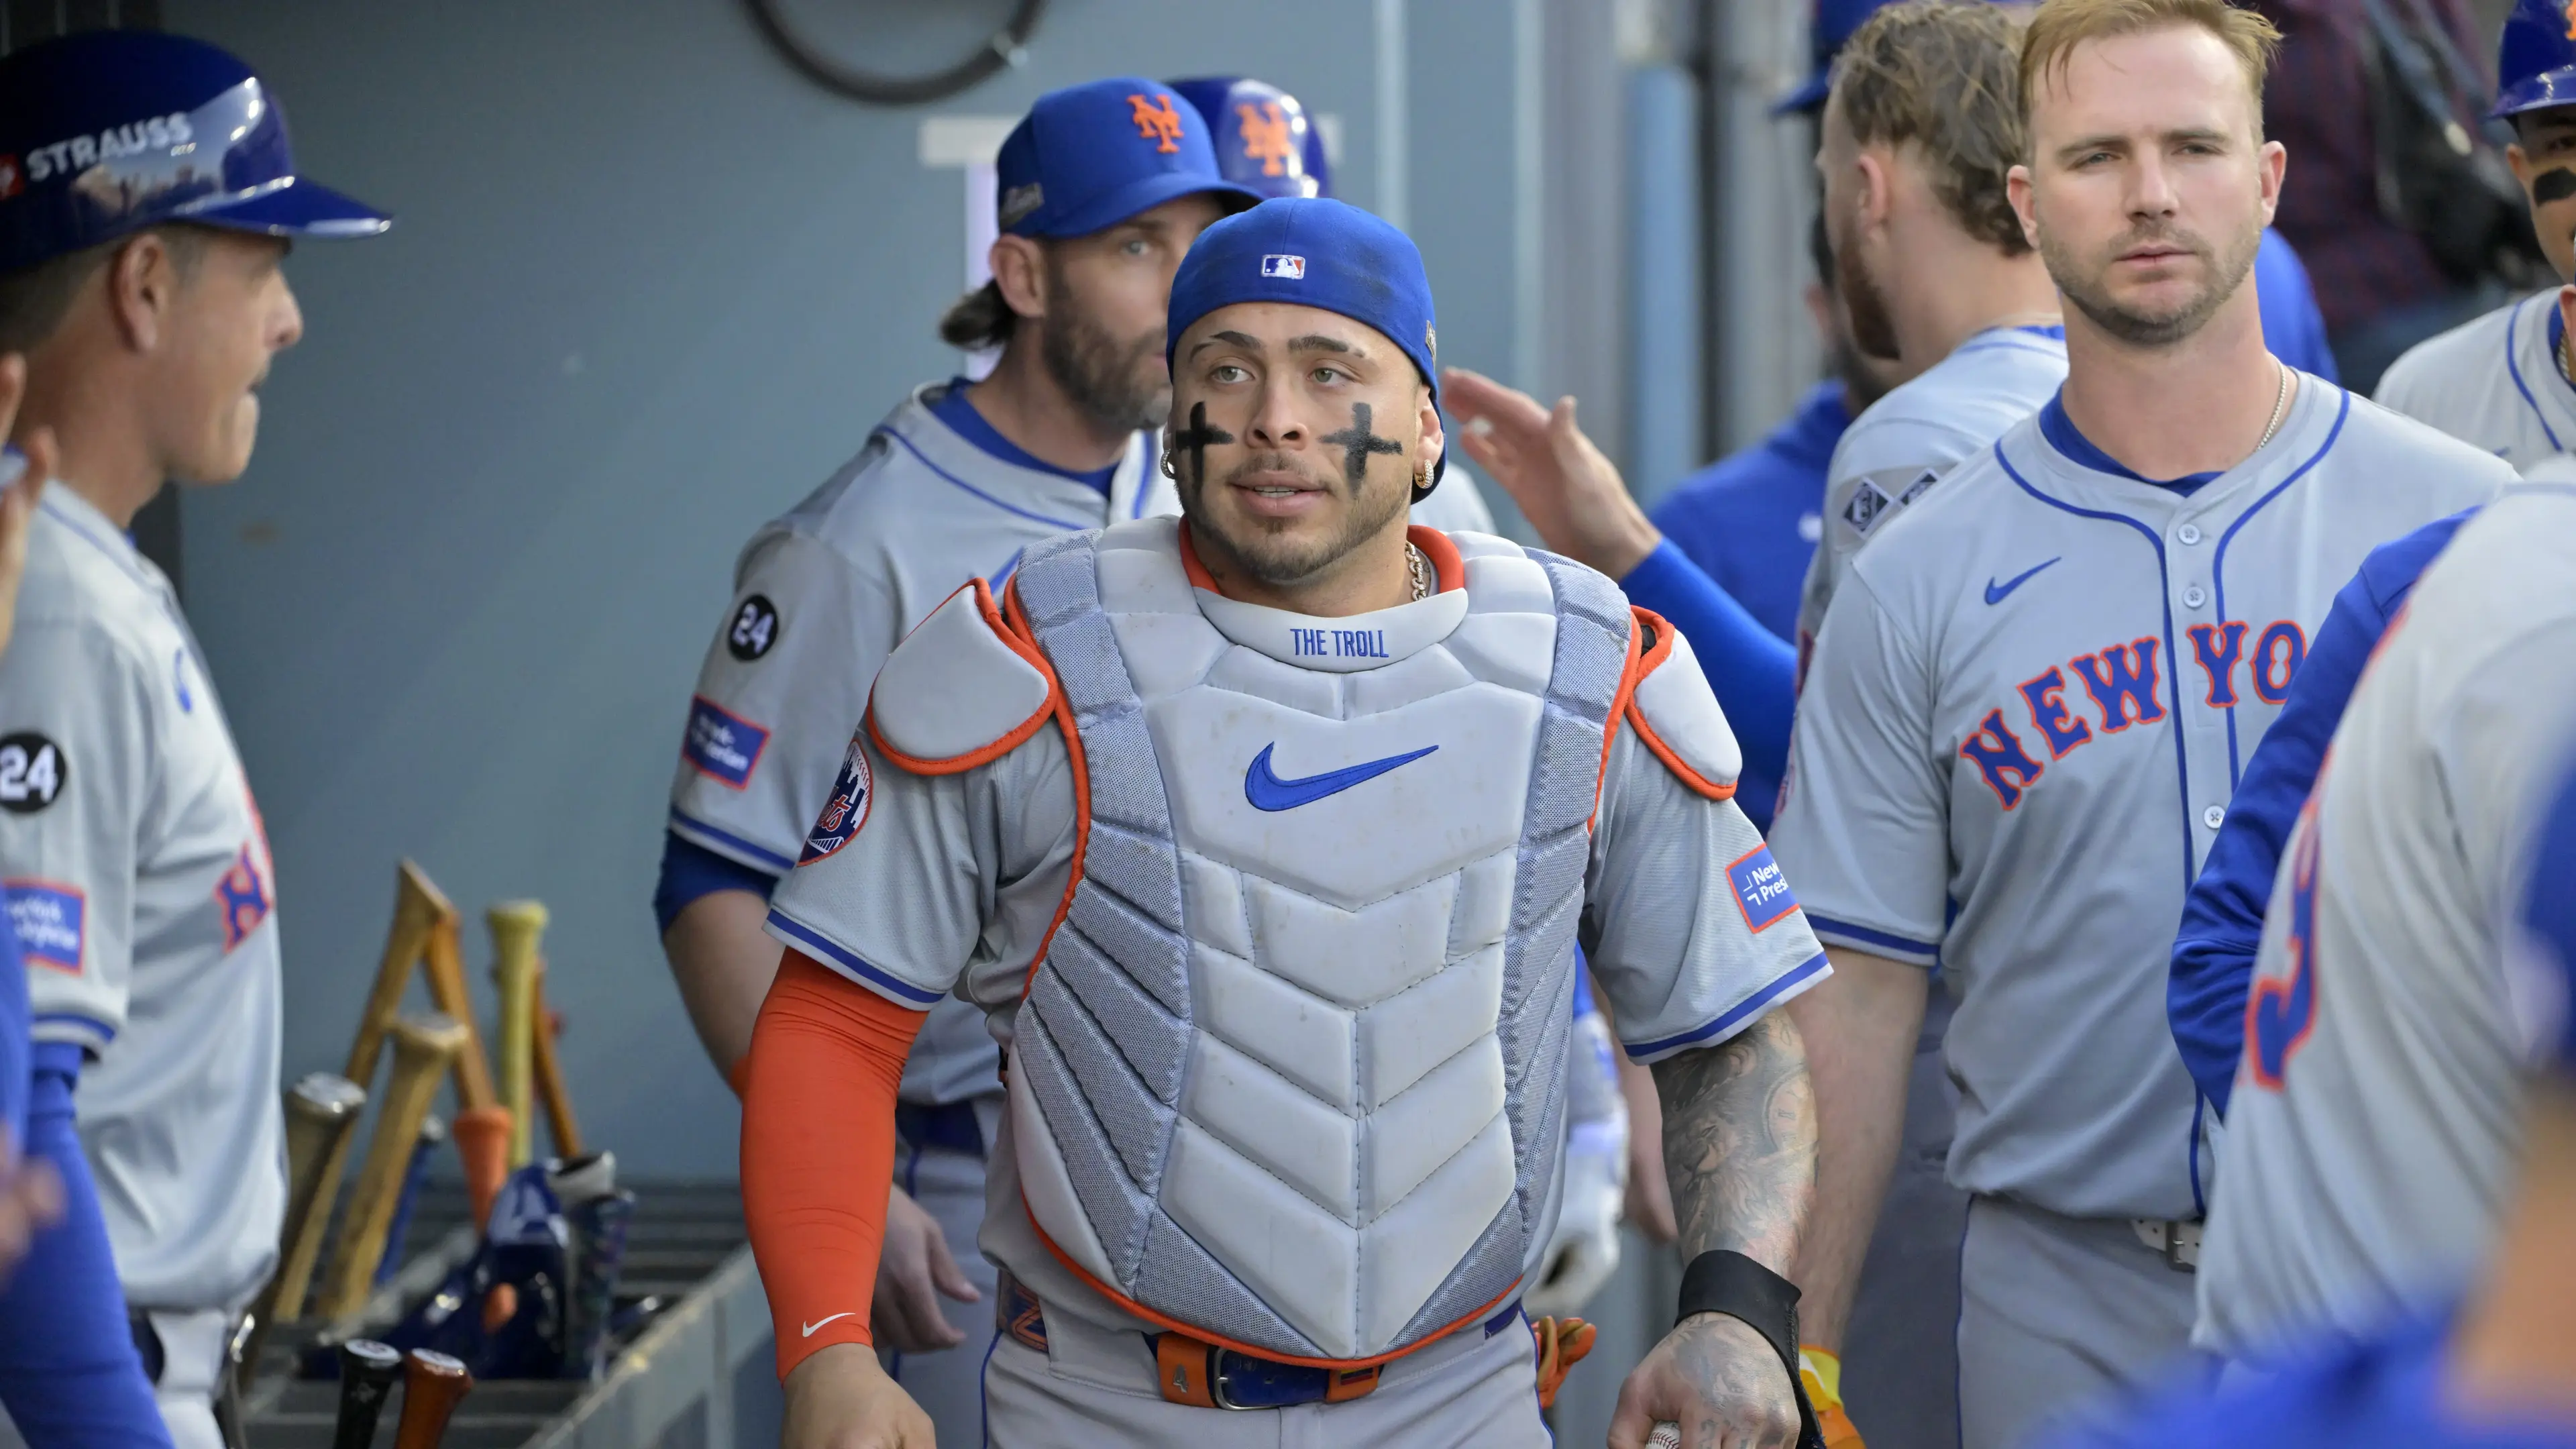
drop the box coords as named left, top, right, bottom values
left=994, top=76, right=1259, bottom=239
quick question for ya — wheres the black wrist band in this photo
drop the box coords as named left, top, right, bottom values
left=1676, top=1250, right=1824, bottom=1449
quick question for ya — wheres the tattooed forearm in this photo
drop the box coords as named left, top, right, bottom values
left=1652, top=1009, right=1817, bottom=1274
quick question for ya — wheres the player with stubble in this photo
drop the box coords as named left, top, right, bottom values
left=740, top=198, right=1831, bottom=1449
left=1769, top=0, right=2510, bottom=1442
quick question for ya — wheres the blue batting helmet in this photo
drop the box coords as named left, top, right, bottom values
left=0, top=30, right=388, bottom=274
left=2495, top=0, right=2576, bottom=119
left=1168, top=78, right=1332, bottom=201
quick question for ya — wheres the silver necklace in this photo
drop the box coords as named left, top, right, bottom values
left=1405, top=542, right=1433, bottom=601
left=2253, top=361, right=2290, bottom=453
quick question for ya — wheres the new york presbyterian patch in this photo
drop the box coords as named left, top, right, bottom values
left=3, top=879, right=84, bottom=972
left=799, top=732, right=872, bottom=865
left=682, top=696, right=769, bottom=790
left=1727, top=845, right=1798, bottom=932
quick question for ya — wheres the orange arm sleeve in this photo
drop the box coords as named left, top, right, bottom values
left=739, top=949, right=928, bottom=1380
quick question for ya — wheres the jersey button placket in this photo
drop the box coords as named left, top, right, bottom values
left=2203, top=804, right=2226, bottom=830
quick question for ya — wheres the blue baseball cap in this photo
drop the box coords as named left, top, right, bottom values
left=1165, top=197, right=1444, bottom=482
left=1168, top=77, right=1332, bottom=201
left=996, top=78, right=1260, bottom=238
left=2493, top=0, right=2576, bottom=119
left=0, top=30, right=388, bottom=273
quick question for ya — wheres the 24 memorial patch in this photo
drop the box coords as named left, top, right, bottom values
left=0, top=733, right=65, bottom=814
left=727, top=594, right=781, bottom=661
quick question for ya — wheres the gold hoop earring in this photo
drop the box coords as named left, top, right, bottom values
left=1159, top=451, right=1178, bottom=480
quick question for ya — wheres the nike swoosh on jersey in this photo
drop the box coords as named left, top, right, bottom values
left=1983, top=557, right=2063, bottom=605
left=1244, top=743, right=1438, bottom=812
left=802, top=1312, right=858, bottom=1338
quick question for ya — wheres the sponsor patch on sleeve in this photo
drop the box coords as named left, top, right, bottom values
left=1726, top=845, right=1798, bottom=933
left=4, top=879, right=85, bottom=972
left=682, top=696, right=770, bottom=790
left=798, top=733, right=873, bottom=865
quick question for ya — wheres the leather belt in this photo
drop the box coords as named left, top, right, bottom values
left=998, top=1272, right=1521, bottom=1411
left=2131, top=1218, right=2202, bottom=1272
left=1153, top=1332, right=1382, bottom=1410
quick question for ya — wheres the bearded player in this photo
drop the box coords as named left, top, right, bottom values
left=655, top=78, right=1257, bottom=1439
left=741, top=197, right=1831, bottom=1449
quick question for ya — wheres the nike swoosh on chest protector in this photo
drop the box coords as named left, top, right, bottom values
left=1984, top=557, right=2063, bottom=605
left=1243, top=743, right=1439, bottom=812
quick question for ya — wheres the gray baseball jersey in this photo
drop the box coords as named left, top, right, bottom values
left=767, top=519, right=1828, bottom=1347
left=1772, top=378, right=2510, bottom=1220
left=672, top=382, right=1492, bottom=1105
left=2373, top=289, right=2571, bottom=466
left=0, top=484, right=284, bottom=1311
left=2194, top=467, right=2576, bottom=1362
left=1796, top=324, right=2069, bottom=655
left=671, top=380, right=1175, bottom=1105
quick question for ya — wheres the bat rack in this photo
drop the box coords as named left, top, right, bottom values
left=242, top=1180, right=771, bottom=1448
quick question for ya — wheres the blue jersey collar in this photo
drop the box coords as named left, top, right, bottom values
left=2039, top=389, right=2223, bottom=496
left=926, top=377, right=1118, bottom=496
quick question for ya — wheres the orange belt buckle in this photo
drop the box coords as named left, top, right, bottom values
left=1156, top=1332, right=1220, bottom=1409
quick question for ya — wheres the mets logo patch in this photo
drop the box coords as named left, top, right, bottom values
left=799, top=733, right=873, bottom=865
left=1726, top=845, right=1798, bottom=933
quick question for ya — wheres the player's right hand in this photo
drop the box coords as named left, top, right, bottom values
left=784, top=1343, right=934, bottom=1449
left=872, top=1184, right=980, bottom=1352
left=1440, top=366, right=1662, bottom=580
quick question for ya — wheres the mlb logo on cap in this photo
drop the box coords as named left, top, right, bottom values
left=1261, top=254, right=1306, bottom=278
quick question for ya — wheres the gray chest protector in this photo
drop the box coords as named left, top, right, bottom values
left=1001, top=517, right=1634, bottom=1364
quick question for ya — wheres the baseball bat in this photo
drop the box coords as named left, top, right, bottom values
left=531, top=963, right=582, bottom=1159
left=391, top=1348, right=472, bottom=1449
left=420, top=915, right=498, bottom=1113
left=487, top=902, right=548, bottom=1169
left=331, top=1339, right=404, bottom=1449
left=423, top=913, right=511, bottom=1229
left=265, top=1073, right=368, bottom=1324
left=317, top=1014, right=467, bottom=1320
left=374, top=1114, right=447, bottom=1286
left=449, top=1107, right=512, bottom=1233
left=345, top=862, right=456, bottom=1088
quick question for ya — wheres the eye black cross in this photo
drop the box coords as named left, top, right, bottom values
left=1170, top=402, right=1234, bottom=484
left=1322, top=402, right=1403, bottom=486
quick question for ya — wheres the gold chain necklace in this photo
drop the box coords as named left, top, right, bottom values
left=2253, top=361, right=2290, bottom=453
left=1406, top=542, right=1433, bottom=601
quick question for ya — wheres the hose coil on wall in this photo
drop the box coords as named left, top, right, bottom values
left=747, top=0, right=1049, bottom=106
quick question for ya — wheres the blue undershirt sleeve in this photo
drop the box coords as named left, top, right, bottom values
left=1619, top=539, right=1798, bottom=785
left=0, top=1043, right=171, bottom=1447
left=2167, top=511, right=2467, bottom=1116
left=2168, top=584, right=2387, bottom=1114
left=654, top=829, right=784, bottom=935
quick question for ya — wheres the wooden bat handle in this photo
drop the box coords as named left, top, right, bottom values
left=315, top=1014, right=466, bottom=1320
left=345, top=861, right=454, bottom=1087
left=421, top=917, right=498, bottom=1112
left=392, top=1348, right=472, bottom=1449
left=531, top=961, right=582, bottom=1158
left=488, top=901, right=547, bottom=1167
left=264, top=1073, right=368, bottom=1326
